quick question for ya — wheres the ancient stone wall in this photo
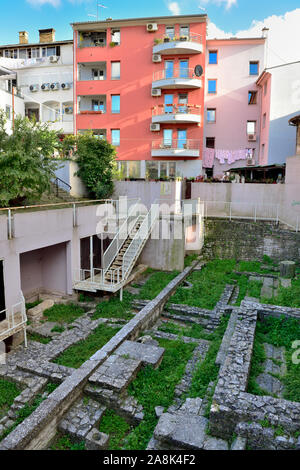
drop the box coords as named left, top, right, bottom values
left=202, top=219, right=300, bottom=262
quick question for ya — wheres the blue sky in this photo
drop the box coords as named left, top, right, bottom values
left=0, top=0, right=299, bottom=44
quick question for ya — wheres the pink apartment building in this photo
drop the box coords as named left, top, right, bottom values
left=72, top=14, right=207, bottom=179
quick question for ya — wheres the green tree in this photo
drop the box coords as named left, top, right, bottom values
left=71, top=132, right=117, bottom=200
left=0, top=111, right=61, bottom=207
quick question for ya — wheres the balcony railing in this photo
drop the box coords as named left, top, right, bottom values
left=153, top=67, right=201, bottom=82
left=154, top=32, right=202, bottom=45
left=152, top=139, right=201, bottom=150
left=152, top=103, right=201, bottom=116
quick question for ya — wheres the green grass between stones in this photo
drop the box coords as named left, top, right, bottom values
left=92, top=291, right=134, bottom=321
left=28, top=332, right=52, bottom=344
left=50, top=434, right=85, bottom=450
left=53, top=324, right=121, bottom=368
left=121, top=338, right=196, bottom=450
left=99, top=409, right=133, bottom=450
left=43, top=303, right=85, bottom=324
left=137, top=270, right=180, bottom=300
left=158, top=321, right=211, bottom=341
left=248, top=316, right=300, bottom=402
left=261, top=277, right=300, bottom=309
left=0, top=380, right=21, bottom=419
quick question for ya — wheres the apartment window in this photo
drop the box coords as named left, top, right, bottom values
left=111, top=62, right=120, bottom=80
left=206, top=137, right=215, bottom=149
left=163, top=129, right=173, bottom=147
left=92, top=69, right=105, bottom=80
left=208, top=79, right=217, bottom=94
left=128, top=161, right=141, bottom=178
left=111, top=129, right=120, bottom=146
left=165, top=26, right=175, bottom=39
left=178, top=93, right=188, bottom=113
left=4, top=49, right=17, bottom=59
left=92, top=99, right=105, bottom=112
left=249, top=61, right=259, bottom=75
left=19, top=48, right=27, bottom=59
left=209, top=50, right=218, bottom=64
left=178, top=129, right=187, bottom=148
left=5, top=105, right=11, bottom=120
left=42, top=46, right=56, bottom=57
left=164, top=94, right=173, bottom=113
left=263, top=113, right=267, bottom=128
left=180, top=25, right=189, bottom=37
left=145, top=161, right=176, bottom=179
left=93, top=129, right=106, bottom=139
left=207, top=108, right=216, bottom=123
left=111, top=95, right=120, bottom=113
left=248, top=90, right=257, bottom=105
left=165, top=60, right=174, bottom=79
left=146, top=161, right=159, bottom=179
left=111, top=29, right=121, bottom=45
left=247, top=121, right=256, bottom=135
left=179, top=60, right=189, bottom=78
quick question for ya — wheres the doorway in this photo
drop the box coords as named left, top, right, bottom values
left=0, top=261, right=6, bottom=321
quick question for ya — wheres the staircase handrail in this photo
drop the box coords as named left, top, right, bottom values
left=122, top=203, right=159, bottom=280
left=102, top=198, right=142, bottom=272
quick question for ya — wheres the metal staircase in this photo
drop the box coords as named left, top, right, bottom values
left=73, top=201, right=159, bottom=296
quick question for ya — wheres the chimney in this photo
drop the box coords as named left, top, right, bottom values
left=262, top=27, right=269, bottom=39
left=39, top=28, right=56, bottom=43
left=19, top=31, right=29, bottom=44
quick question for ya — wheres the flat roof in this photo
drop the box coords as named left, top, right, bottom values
left=71, top=13, right=207, bottom=30
left=0, top=39, right=73, bottom=49
left=229, top=164, right=285, bottom=172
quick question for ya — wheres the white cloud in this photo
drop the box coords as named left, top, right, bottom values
left=201, top=0, right=237, bottom=10
left=26, top=0, right=61, bottom=6
left=207, top=8, right=300, bottom=68
left=167, top=2, right=181, bottom=16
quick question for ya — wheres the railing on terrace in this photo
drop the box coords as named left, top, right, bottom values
left=0, top=292, right=27, bottom=346
left=153, top=67, right=201, bottom=82
left=154, top=32, right=203, bottom=45
left=152, top=103, right=201, bottom=116
left=202, top=200, right=299, bottom=232
left=152, top=139, right=201, bottom=150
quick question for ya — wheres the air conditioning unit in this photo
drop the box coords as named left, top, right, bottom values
left=152, top=54, right=162, bottom=63
left=41, top=83, right=50, bottom=91
left=150, top=123, right=160, bottom=132
left=147, top=23, right=158, bottom=32
left=50, top=82, right=60, bottom=90
left=248, top=134, right=257, bottom=142
left=247, top=159, right=255, bottom=166
left=64, top=106, right=73, bottom=115
left=151, top=88, right=162, bottom=97
left=29, top=84, right=39, bottom=92
left=49, top=55, right=59, bottom=63
left=61, top=82, right=71, bottom=90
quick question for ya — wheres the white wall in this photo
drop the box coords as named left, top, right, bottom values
left=268, top=62, right=300, bottom=164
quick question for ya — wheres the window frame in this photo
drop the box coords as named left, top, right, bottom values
left=111, top=129, right=120, bottom=146
left=111, top=94, right=120, bottom=114
left=247, top=120, right=256, bottom=135
left=208, top=50, right=218, bottom=65
left=207, top=108, right=216, bottom=123
left=208, top=79, right=217, bottom=94
left=248, top=90, right=258, bottom=105
left=249, top=61, right=259, bottom=76
left=111, top=61, right=120, bottom=80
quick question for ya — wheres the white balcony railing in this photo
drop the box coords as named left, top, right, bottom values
left=152, top=139, right=201, bottom=150
left=153, top=67, right=201, bottom=82
left=154, top=32, right=203, bottom=46
left=152, top=103, right=201, bottom=117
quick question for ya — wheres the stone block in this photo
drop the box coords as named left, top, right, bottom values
left=115, top=340, right=165, bottom=368
left=85, top=429, right=109, bottom=450
left=27, top=300, right=54, bottom=324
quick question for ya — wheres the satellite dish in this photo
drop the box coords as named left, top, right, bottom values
left=194, top=65, right=203, bottom=77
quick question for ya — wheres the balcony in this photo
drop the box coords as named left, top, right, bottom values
left=152, top=68, right=202, bottom=90
left=152, top=104, right=201, bottom=124
left=78, top=95, right=107, bottom=115
left=153, top=33, right=203, bottom=55
left=152, top=139, right=200, bottom=158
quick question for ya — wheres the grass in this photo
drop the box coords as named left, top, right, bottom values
left=168, top=259, right=268, bottom=310
left=53, top=324, right=120, bottom=368
left=25, top=300, right=42, bottom=310
left=50, top=434, right=85, bottom=450
left=261, top=277, right=300, bottom=308
left=184, top=254, right=199, bottom=267
left=248, top=316, right=300, bottom=402
left=158, top=321, right=211, bottom=340
left=188, top=315, right=229, bottom=399
left=51, top=325, right=65, bottom=334
left=122, top=338, right=195, bottom=450
left=99, top=409, right=133, bottom=450
left=0, top=380, right=21, bottom=419
left=43, top=303, right=85, bottom=324
left=92, top=291, right=134, bottom=321
left=28, top=332, right=52, bottom=344
left=137, top=270, right=179, bottom=300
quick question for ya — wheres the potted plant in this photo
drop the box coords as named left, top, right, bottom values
left=164, top=36, right=170, bottom=43
left=180, top=35, right=188, bottom=41
left=109, top=41, right=117, bottom=47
